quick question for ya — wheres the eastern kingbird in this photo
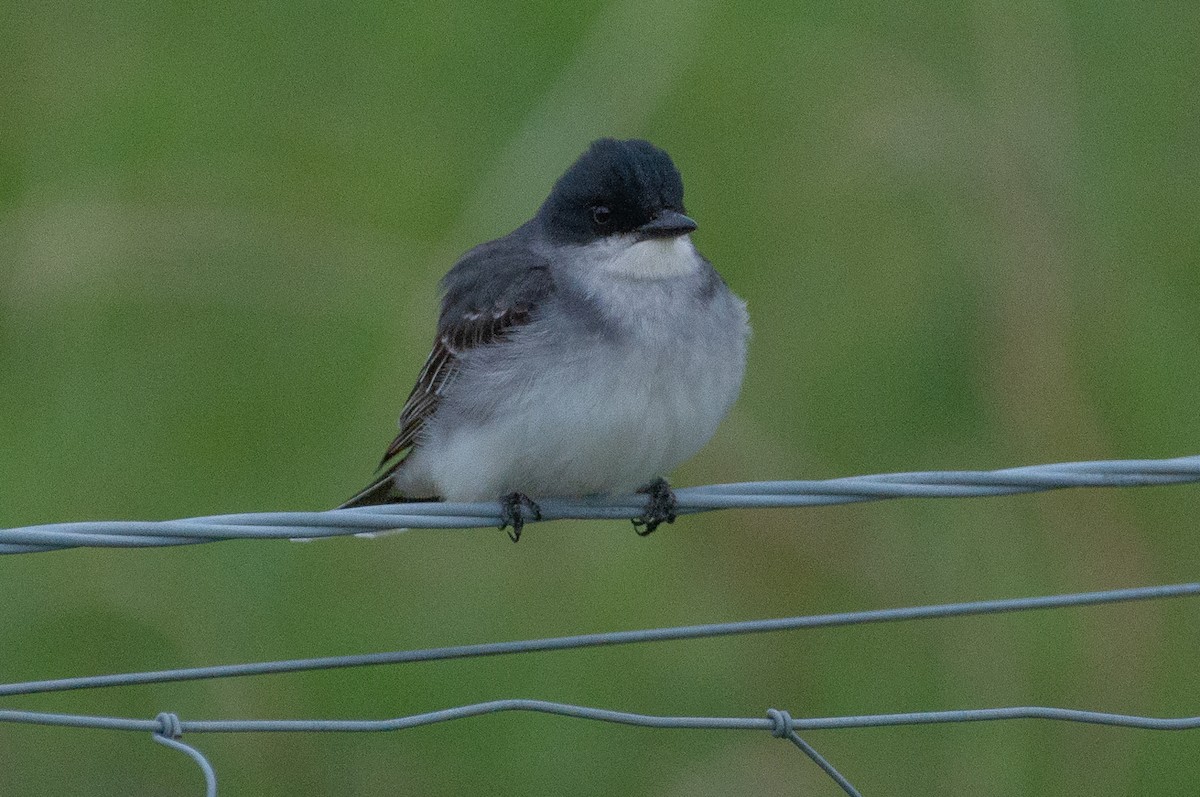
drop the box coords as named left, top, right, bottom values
left=341, top=138, right=749, bottom=540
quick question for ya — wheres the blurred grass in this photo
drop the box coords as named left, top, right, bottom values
left=2, top=1, right=1200, bottom=794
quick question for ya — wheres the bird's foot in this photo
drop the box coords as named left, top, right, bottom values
left=632, top=478, right=677, bottom=536
left=499, top=492, right=542, bottom=543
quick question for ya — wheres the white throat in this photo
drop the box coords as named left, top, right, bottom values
left=597, top=235, right=700, bottom=280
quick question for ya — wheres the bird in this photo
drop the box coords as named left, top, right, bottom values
left=340, top=138, right=750, bottom=541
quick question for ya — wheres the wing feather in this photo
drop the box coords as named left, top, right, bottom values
left=376, top=241, right=553, bottom=471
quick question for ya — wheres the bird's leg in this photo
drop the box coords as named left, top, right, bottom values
left=499, top=492, right=542, bottom=543
left=632, top=477, right=677, bottom=536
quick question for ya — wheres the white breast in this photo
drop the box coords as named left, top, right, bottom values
left=600, top=235, right=702, bottom=279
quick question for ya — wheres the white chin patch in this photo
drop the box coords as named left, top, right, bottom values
left=604, top=235, right=699, bottom=279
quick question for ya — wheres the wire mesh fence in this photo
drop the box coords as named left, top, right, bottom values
left=2, top=454, right=1198, bottom=794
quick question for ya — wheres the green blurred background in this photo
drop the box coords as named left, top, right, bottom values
left=2, top=1, right=1199, bottom=794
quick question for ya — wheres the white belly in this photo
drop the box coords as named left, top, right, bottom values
left=430, top=347, right=737, bottom=500
left=401, top=309, right=745, bottom=501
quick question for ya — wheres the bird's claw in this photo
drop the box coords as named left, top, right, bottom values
left=499, top=492, right=541, bottom=542
left=632, top=477, right=677, bottom=536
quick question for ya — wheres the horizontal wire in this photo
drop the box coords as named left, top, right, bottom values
left=2, top=581, right=1195, bottom=696
left=2, top=454, right=1199, bottom=554
left=14, top=696, right=1198, bottom=797
left=2, top=700, right=1198, bottom=735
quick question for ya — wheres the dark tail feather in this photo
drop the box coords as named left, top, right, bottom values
left=338, top=471, right=400, bottom=509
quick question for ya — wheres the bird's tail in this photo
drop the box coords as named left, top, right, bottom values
left=338, top=469, right=402, bottom=509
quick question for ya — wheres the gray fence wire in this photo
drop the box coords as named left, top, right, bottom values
left=2, top=455, right=1199, bottom=795
left=2, top=454, right=1199, bottom=554
left=2, top=583, right=1199, bottom=796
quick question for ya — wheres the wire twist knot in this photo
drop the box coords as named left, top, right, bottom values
left=766, top=707, right=794, bottom=738
left=155, top=711, right=183, bottom=739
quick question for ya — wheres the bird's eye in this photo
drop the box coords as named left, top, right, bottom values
left=592, top=206, right=611, bottom=225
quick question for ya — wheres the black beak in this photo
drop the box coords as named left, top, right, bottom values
left=637, top=209, right=697, bottom=239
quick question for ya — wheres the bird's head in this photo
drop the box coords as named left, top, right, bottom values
left=537, top=138, right=696, bottom=246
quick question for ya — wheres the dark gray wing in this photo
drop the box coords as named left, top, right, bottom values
left=377, top=235, right=554, bottom=468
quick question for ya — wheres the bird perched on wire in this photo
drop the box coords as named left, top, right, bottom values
left=340, top=138, right=750, bottom=540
